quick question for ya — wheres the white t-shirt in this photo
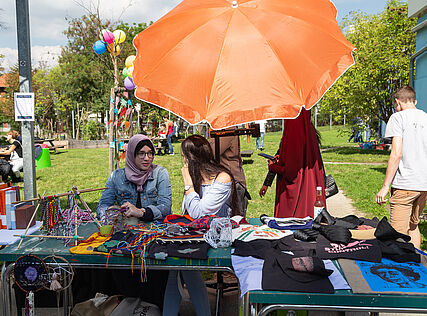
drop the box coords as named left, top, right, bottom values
left=255, top=120, right=267, bottom=133
left=385, top=108, right=427, bottom=191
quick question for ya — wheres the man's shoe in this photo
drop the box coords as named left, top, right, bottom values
left=169, top=153, right=175, bottom=155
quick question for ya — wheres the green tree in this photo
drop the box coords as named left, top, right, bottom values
left=32, top=66, right=73, bottom=137
left=320, top=0, right=417, bottom=133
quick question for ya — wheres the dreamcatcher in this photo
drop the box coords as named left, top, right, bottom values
left=43, top=255, right=74, bottom=316
left=13, top=255, right=48, bottom=316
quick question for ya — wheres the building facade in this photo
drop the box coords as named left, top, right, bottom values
left=408, top=0, right=427, bottom=112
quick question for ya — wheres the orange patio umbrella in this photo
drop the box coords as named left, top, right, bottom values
left=133, top=0, right=355, bottom=130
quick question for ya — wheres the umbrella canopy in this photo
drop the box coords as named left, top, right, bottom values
left=133, top=0, right=355, bottom=129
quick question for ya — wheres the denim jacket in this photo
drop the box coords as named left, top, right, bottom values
left=97, top=166, right=172, bottom=220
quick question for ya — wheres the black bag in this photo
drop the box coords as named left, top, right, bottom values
left=0, top=159, right=12, bottom=178
left=324, top=174, right=339, bottom=199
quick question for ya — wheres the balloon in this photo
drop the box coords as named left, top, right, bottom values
left=124, top=77, right=135, bottom=90
left=99, top=29, right=111, bottom=40
left=122, top=67, right=128, bottom=78
left=93, top=40, right=106, bottom=54
left=127, top=66, right=133, bottom=78
left=102, top=30, right=115, bottom=44
left=125, top=55, right=136, bottom=68
left=113, top=30, right=126, bottom=44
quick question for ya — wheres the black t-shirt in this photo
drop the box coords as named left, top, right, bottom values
left=12, top=140, right=23, bottom=158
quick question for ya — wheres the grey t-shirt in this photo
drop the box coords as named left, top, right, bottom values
left=385, top=108, right=427, bottom=191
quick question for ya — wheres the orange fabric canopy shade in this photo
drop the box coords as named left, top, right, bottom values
left=133, top=0, right=355, bottom=129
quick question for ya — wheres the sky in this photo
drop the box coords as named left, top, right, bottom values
left=0, top=0, right=391, bottom=72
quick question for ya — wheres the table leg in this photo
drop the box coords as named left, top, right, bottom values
left=1, top=262, right=6, bottom=316
left=241, top=292, right=250, bottom=316
left=2, top=263, right=14, bottom=316
left=215, top=272, right=223, bottom=316
left=49, top=141, right=58, bottom=153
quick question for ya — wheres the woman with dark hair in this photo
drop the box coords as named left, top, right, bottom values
left=162, top=134, right=238, bottom=316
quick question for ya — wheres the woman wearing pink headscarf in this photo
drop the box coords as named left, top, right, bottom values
left=97, top=134, right=172, bottom=221
left=96, top=134, right=172, bottom=310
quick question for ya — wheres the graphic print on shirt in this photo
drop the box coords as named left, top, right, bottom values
left=324, top=240, right=373, bottom=254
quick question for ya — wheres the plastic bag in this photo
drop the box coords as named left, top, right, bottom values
left=204, top=217, right=232, bottom=248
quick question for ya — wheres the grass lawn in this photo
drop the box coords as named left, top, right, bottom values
left=14, top=124, right=426, bottom=248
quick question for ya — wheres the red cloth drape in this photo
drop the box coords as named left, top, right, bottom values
left=268, top=109, right=325, bottom=218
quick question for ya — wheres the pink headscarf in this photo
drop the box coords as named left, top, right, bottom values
left=125, top=134, right=156, bottom=192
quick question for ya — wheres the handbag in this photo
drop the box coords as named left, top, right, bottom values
left=324, top=174, right=339, bottom=199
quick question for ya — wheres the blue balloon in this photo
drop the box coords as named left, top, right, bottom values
left=93, top=40, right=106, bottom=54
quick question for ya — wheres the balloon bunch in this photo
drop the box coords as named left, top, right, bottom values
left=122, top=55, right=136, bottom=90
left=93, top=29, right=126, bottom=56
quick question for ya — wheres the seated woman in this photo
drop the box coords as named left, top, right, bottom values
left=158, top=124, right=167, bottom=139
left=0, top=130, right=23, bottom=182
left=162, top=134, right=238, bottom=316
left=94, top=134, right=172, bottom=310
left=97, top=134, right=172, bottom=221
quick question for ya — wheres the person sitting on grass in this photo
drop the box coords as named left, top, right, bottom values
left=162, top=134, right=239, bottom=316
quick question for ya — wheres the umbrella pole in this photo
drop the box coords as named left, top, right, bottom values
left=214, top=136, right=220, bottom=163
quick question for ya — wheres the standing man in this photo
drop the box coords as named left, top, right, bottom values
left=376, top=86, right=427, bottom=249
left=255, top=120, right=267, bottom=151
left=163, top=115, right=175, bottom=155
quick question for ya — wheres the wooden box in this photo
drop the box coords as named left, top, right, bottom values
left=15, top=205, right=36, bottom=229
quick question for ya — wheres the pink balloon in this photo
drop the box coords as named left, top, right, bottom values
left=102, top=31, right=115, bottom=44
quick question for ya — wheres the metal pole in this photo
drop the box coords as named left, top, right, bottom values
left=344, top=107, right=346, bottom=128
left=16, top=0, right=36, bottom=200
left=314, top=106, right=318, bottom=128
left=108, top=88, right=115, bottom=174
left=330, top=112, right=332, bottom=130
left=72, top=110, right=75, bottom=139
left=105, top=110, right=108, bottom=137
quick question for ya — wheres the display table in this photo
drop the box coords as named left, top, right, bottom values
left=1, top=220, right=426, bottom=316
left=0, top=222, right=232, bottom=316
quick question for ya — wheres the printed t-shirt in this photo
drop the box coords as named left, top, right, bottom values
left=385, top=109, right=427, bottom=190
left=316, top=235, right=382, bottom=262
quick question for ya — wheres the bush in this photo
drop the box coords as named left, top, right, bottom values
left=81, top=120, right=104, bottom=140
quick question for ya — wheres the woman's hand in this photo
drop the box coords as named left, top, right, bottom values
left=121, top=201, right=145, bottom=218
left=181, top=164, right=193, bottom=186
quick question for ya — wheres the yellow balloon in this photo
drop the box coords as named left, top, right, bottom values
left=127, top=66, right=134, bottom=78
left=113, top=30, right=126, bottom=44
left=125, top=55, right=136, bottom=68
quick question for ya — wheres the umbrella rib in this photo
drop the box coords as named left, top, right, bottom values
left=234, top=9, right=302, bottom=103
left=140, top=7, right=230, bottom=84
left=237, top=7, right=354, bottom=89
left=241, top=4, right=351, bottom=47
left=206, top=12, right=236, bottom=116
